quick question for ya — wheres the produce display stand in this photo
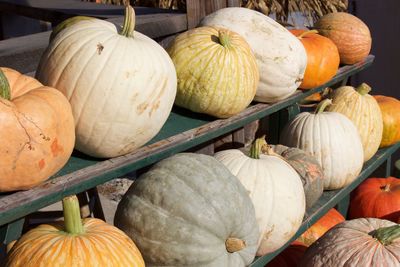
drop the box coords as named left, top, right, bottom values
left=0, top=1, right=398, bottom=265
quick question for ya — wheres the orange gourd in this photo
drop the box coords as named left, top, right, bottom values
left=290, top=29, right=340, bottom=89
left=374, top=95, right=400, bottom=148
left=6, top=195, right=145, bottom=267
left=0, top=67, right=75, bottom=192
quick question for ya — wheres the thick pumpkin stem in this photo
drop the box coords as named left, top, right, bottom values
left=298, top=29, right=319, bottom=39
left=249, top=136, right=268, bottom=159
left=315, top=99, right=333, bottom=114
left=0, top=68, right=11, bottom=100
left=372, top=224, right=400, bottom=246
left=120, top=5, right=135, bottom=38
left=225, top=237, right=246, bottom=253
left=356, top=83, right=372, bottom=96
left=218, top=29, right=232, bottom=48
left=63, top=195, right=84, bottom=235
left=382, top=183, right=391, bottom=192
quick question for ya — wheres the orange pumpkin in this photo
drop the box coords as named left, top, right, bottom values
left=349, top=177, right=400, bottom=222
left=315, top=12, right=372, bottom=65
left=265, top=242, right=307, bottom=267
left=290, top=29, right=340, bottom=89
left=374, top=95, right=400, bottom=148
left=6, top=195, right=145, bottom=267
left=0, top=67, right=75, bottom=191
left=296, top=208, right=345, bottom=246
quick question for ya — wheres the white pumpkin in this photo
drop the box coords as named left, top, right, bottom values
left=214, top=137, right=306, bottom=255
left=36, top=6, right=177, bottom=158
left=280, top=100, right=364, bottom=190
left=200, top=7, right=307, bottom=103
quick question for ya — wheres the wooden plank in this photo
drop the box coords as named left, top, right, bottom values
left=232, top=128, right=245, bottom=148
left=205, top=0, right=227, bottom=14
left=227, top=0, right=241, bottom=7
left=186, top=0, right=204, bottom=29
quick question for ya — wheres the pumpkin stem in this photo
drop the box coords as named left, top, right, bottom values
left=382, top=183, right=391, bottom=192
left=356, top=83, right=372, bottom=96
left=63, top=195, right=84, bottom=235
left=120, top=5, right=135, bottom=38
left=249, top=136, right=268, bottom=159
left=225, top=237, right=246, bottom=253
left=315, top=99, right=333, bottom=114
left=371, top=224, right=400, bottom=246
left=297, top=29, right=319, bottom=39
left=0, top=68, right=11, bottom=100
left=218, top=29, right=232, bottom=48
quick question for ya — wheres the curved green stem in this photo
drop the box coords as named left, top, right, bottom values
left=0, top=68, right=11, bottom=100
left=356, top=83, right=372, bottom=96
left=315, top=99, right=332, bottom=114
left=372, top=224, right=400, bottom=246
left=298, top=29, right=319, bottom=39
left=218, top=29, right=232, bottom=48
left=120, top=5, right=136, bottom=38
left=249, top=136, right=267, bottom=159
left=63, top=195, right=84, bottom=235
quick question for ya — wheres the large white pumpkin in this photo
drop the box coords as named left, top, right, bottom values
left=36, top=6, right=177, bottom=158
left=280, top=100, right=364, bottom=190
left=214, top=137, right=306, bottom=255
left=200, top=7, right=307, bottom=103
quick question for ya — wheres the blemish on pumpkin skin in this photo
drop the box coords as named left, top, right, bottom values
left=97, top=43, right=104, bottom=55
left=51, top=138, right=64, bottom=157
left=38, top=159, right=45, bottom=170
left=137, top=102, right=149, bottom=115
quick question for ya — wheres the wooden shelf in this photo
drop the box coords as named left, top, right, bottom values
left=0, top=55, right=374, bottom=227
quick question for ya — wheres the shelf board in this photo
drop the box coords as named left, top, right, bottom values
left=0, top=55, right=374, bottom=226
left=250, top=141, right=400, bottom=267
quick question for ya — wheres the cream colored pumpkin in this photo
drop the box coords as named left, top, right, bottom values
left=326, top=83, right=383, bottom=162
left=36, top=6, right=177, bottom=158
left=214, top=138, right=306, bottom=255
left=200, top=7, right=307, bottom=103
left=280, top=100, right=364, bottom=190
left=167, top=26, right=258, bottom=118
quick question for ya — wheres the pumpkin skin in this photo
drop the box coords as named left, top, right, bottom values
left=0, top=67, right=75, bottom=192
left=290, top=30, right=340, bottom=90
left=167, top=26, right=258, bottom=118
left=374, top=95, right=400, bottom=148
left=280, top=100, right=364, bottom=190
left=326, top=83, right=383, bottom=162
left=6, top=196, right=144, bottom=267
left=315, top=12, right=372, bottom=65
left=296, top=208, right=345, bottom=247
left=35, top=6, right=177, bottom=158
left=200, top=7, right=307, bottom=103
left=115, top=153, right=260, bottom=267
left=270, top=144, right=324, bottom=209
left=300, top=218, right=400, bottom=267
left=214, top=138, right=306, bottom=255
left=265, top=242, right=307, bottom=267
left=348, top=177, right=400, bottom=222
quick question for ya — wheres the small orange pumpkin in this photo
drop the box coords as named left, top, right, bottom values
left=374, top=95, right=400, bottom=148
left=0, top=67, right=75, bottom=191
left=290, top=29, right=340, bottom=89
left=6, top=195, right=145, bottom=266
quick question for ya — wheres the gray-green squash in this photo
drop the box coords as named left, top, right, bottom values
left=114, top=153, right=260, bottom=267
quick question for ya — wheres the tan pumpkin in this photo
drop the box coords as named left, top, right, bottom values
left=167, top=26, right=258, bottom=118
left=6, top=195, right=145, bottom=266
left=374, top=95, right=400, bottom=148
left=326, top=83, right=383, bottom=162
left=0, top=67, right=75, bottom=192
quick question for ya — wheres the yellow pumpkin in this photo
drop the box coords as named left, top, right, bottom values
left=6, top=195, right=144, bottom=267
left=167, top=26, right=259, bottom=118
left=326, top=83, right=383, bottom=162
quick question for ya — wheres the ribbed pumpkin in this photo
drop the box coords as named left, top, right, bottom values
left=280, top=99, right=364, bottom=190
left=214, top=137, right=306, bottom=255
left=167, top=26, right=258, bottom=118
left=266, top=242, right=307, bottom=267
left=0, top=67, right=75, bottom=192
left=374, top=95, right=400, bottom=148
left=296, top=208, right=345, bottom=247
left=326, top=83, right=383, bottom=162
left=200, top=7, right=307, bottom=103
left=269, top=144, right=324, bottom=209
left=35, top=6, right=177, bottom=158
left=315, top=12, right=372, bottom=65
left=300, top=218, right=400, bottom=267
left=290, top=29, right=340, bottom=89
left=115, top=153, right=260, bottom=266
left=6, top=195, right=144, bottom=267
left=348, top=177, right=400, bottom=222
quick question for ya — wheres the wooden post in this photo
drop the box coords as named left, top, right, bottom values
left=227, top=0, right=240, bottom=7
left=186, top=0, right=233, bottom=29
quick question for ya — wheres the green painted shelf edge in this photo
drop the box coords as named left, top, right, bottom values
left=0, top=55, right=374, bottom=226
left=250, top=142, right=400, bottom=267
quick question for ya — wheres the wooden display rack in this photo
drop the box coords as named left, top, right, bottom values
left=0, top=1, right=398, bottom=265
